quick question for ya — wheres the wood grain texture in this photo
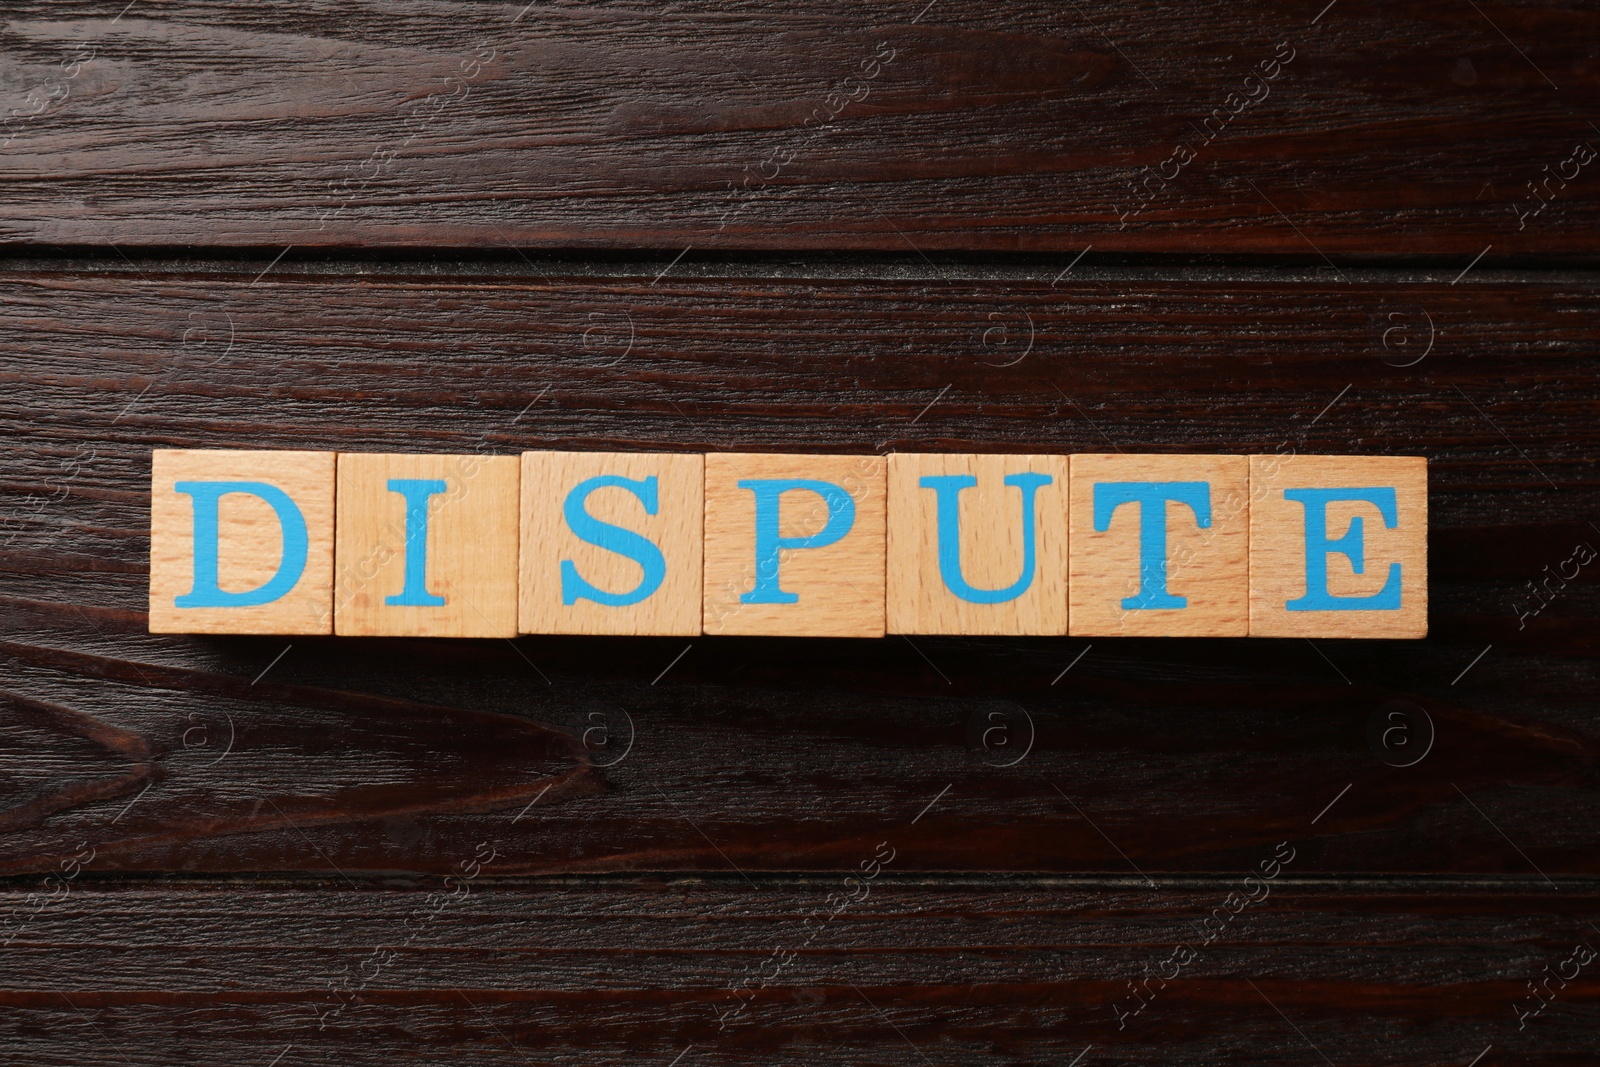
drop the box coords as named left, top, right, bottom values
left=1249, top=455, right=1429, bottom=638
left=703, top=453, right=886, bottom=638
left=0, top=265, right=1596, bottom=879
left=148, top=449, right=335, bottom=635
left=519, top=451, right=703, bottom=636
left=0, top=879, right=1596, bottom=1066
left=334, top=453, right=520, bottom=638
left=886, top=453, right=1070, bottom=635
left=0, top=1, right=1596, bottom=253
left=9, top=1, right=1597, bottom=1057
left=1070, top=453, right=1250, bottom=637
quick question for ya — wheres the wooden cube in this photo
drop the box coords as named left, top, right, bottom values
left=703, top=453, right=886, bottom=637
left=520, top=452, right=703, bottom=635
left=149, top=449, right=336, bottom=634
left=335, top=453, right=519, bottom=637
left=1069, top=454, right=1249, bottom=636
left=1249, top=455, right=1428, bottom=638
left=886, top=453, right=1070, bottom=635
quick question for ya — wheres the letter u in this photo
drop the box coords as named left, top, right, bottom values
left=920, top=472, right=1052, bottom=604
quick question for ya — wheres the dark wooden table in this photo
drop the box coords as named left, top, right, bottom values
left=3, top=3, right=1598, bottom=1064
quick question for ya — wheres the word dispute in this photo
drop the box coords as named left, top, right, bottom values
left=148, top=449, right=1428, bottom=639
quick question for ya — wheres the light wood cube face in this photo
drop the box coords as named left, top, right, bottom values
left=334, top=453, right=520, bottom=638
left=149, top=449, right=336, bottom=635
left=149, top=447, right=1429, bottom=641
left=703, top=453, right=886, bottom=637
left=886, top=453, right=1070, bottom=635
left=520, top=452, right=703, bottom=635
left=1249, top=455, right=1428, bottom=638
left=1069, top=454, right=1250, bottom=637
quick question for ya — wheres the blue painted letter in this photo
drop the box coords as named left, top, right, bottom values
left=386, top=478, right=448, bottom=607
left=174, top=481, right=308, bottom=608
left=739, top=479, right=855, bottom=605
left=921, top=473, right=1053, bottom=604
left=1093, top=481, right=1212, bottom=610
left=1284, top=487, right=1401, bottom=611
left=560, top=475, right=667, bottom=607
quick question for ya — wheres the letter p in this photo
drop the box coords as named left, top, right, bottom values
left=738, top=479, right=855, bottom=605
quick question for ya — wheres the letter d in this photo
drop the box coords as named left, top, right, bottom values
left=173, top=481, right=308, bottom=608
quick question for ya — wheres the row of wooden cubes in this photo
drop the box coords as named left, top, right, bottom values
left=149, top=450, right=1427, bottom=639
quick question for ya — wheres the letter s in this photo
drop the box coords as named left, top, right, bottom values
left=560, top=475, right=668, bottom=608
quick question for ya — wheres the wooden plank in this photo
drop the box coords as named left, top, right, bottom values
left=0, top=266, right=1597, bottom=877
left=0, top=880, right=1595, bottom=1065
left=0, top=2, right=1595, bottom=253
